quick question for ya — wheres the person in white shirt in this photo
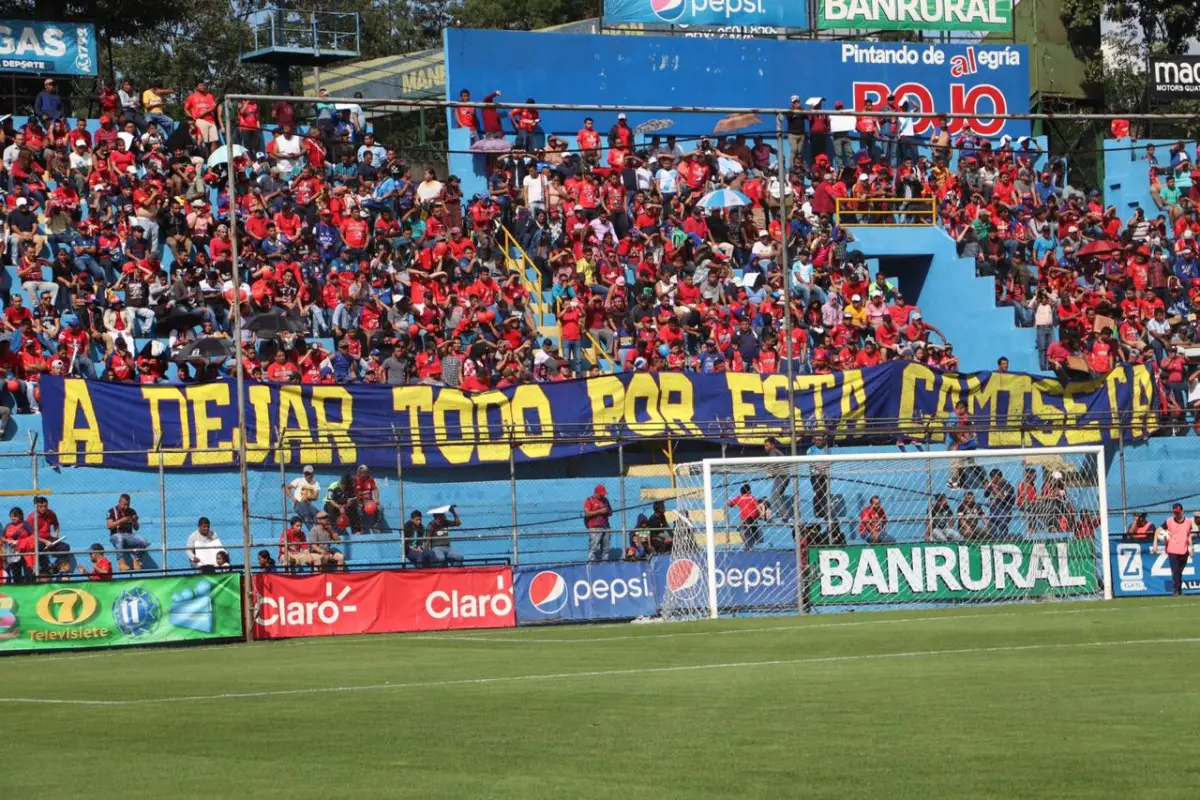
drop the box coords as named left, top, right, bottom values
left=68, top=139, right=93, bottom=173
left=272, top=126, right=303, bottom=178
left=655, top=154, right=680, bottom=200
left=3, top=131, right=25, bottom=172
left=750, top=230, right=776, bottom=267
left=185, top=517, right=225, bottom=573
left=522, top=164, right=546, bottom=211
left=287, top=465, right=322, bottom=527
left=416, top=170, right=444, bottom=204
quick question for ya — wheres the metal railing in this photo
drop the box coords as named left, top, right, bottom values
left=0, top=413, right=1189, bottom=585
left=834, top=196, right=937, bottom=227
left=498, top=224, right=550, bottom=328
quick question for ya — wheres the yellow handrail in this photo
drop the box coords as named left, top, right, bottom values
left=834, top=196, right=936, bottom=227
left=498, top=225, right=549, bottom=325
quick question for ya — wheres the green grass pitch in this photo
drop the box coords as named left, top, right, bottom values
left=1, top=598, right=1197, bottom=799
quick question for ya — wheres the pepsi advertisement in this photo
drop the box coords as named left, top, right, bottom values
left=515, top=562, right=658, bottom=624
left=1110, top=539, right=1200, bottom=598
left=603, top=0, right=808, bottom=28
left=652, top=550, right=799, bottom=611
left=513, top=552, right=800, bottom=625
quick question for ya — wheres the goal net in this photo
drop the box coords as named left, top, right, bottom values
left=663, top=446, right=1110, bottom=621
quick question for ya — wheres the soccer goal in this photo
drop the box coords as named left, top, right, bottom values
left=663, top=446, right=1111, bottom=621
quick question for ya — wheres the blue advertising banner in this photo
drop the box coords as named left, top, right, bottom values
left=445, top=29, right=1030, bottom=140
left=651, top=550, right=799, bottom=610
left=603, top=0, right=807, bottom=28
left=0, top=20, right=97, bottom=76
left=1110, top=539, right=1200, bottom=597
left=40, top=363, right=1157, bottom=470
left=515, top=562, right=658, bottom=624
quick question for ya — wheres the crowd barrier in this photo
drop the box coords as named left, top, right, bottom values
left=0, top=544, right=1190, bottom=655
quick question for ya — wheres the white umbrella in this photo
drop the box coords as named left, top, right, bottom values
left=206, top=144, right=249, bottom=169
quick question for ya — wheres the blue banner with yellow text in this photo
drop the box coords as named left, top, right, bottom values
left=0, top=20, right=97, bottom=76
left=38, top=363, right=1157, bottom=471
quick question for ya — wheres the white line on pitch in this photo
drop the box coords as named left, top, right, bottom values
left=3, top=636, right=1197, bottom=707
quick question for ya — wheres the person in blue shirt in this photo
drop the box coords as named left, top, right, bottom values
left=1034, top=173, right=1058, bottom=206
left=71, top=228, right=107, bottom=284
left=327, top=340, right=360, bottom=382
left=1033, top=226, right=1058, bottom=262
left=697, top=339, right=725, bottom=373
left=34, top=78, right=64, bottom=121
left=260, top=226, right=289, bottom=262
left=331, top=299, right=362, bottom=338
left=357, top=133, right=387, bottom=165
left=314, top=211, right=342, bottom=262
left=1174, top=250, right=1200, bottom=281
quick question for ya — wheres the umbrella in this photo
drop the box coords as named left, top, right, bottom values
left=154, top=309, right=204, bottom=336
left=469, top=138, right=512, bottom=154
left=171, top=337, right=236, bottom=364
left=246, top=311, right=308, bottom=338
left=696, top=188, right=751, bottom=211
left=633, top=118, right=674, bottom=136
left=1077, top=240, right=1124, bottom=259
left=206, top=144, right=248, bottom=169
left=713, top=112, right=763, bottom=135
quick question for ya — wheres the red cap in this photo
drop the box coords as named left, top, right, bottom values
left=594, top=484, right=607, bottom=495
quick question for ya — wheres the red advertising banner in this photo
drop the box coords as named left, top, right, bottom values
left=252, top=567, right=515, bottom=640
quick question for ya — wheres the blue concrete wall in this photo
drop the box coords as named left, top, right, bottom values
left=848, top=226, right=1040, bottom=374
left=1103, top=138, right=1178, bottom=219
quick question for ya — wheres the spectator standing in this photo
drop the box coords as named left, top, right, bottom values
left=28, top=495, right=69, bottom=575
left=34, top=78, right=64, bottom=121
left=287, top=465, right=321, bottom=527
left=3, top=507, right=33, bottom=583
left=645, top=499, right=672, bottom=553
left=426, top=506, right=463, bottom=565
left=729, top=483, right=765, bottom=550
left=1126, top=511, right=1155, bottom=540
left=183, top=80, right=221, bottom=153
left=106, top=493, right=148, bottom=570
left=186, top=517, right=225, bottom=573
left=583, top=484, right=613, bottom=561
left=1153, top=503, right=1196, bottom=596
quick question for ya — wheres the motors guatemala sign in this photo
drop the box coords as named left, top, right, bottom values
left=0, top=574, right=242, bottom=653
left=603, top=0, right=807, bottom=28
left=1149, top=55, right=1200, bottom=102
left=817, top=0, right=1012, bottom=31
left=0, top=20, right=97, bottom=76
left=810, top=541, right=1097, bottom=605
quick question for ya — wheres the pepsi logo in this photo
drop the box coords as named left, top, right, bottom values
left=651, top=0, right=686, bottom=22
left=665, top=559, right=701, bottom=593
left=528, top=571, right=568, bottom=614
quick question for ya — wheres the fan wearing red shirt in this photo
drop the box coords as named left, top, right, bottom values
left=265, top=351, right=299, bottom=383
left=352, top=465, right=383, bottom=533
left=729, top=485, right=764, bottom=550
left=340, top=212, right=371, bottom=254
left=578, top=119, right=602, bottom=165
left=184, top=81, right=220, bottom=147
left=858, top=496, right=890, bottom=543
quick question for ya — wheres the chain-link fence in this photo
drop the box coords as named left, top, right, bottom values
left=0, top=417, right=1191, bottom=587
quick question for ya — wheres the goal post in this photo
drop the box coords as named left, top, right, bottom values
left=665, top=446, right=1111, bottom=621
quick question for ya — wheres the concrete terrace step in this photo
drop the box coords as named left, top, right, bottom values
left=625, top=463, right=673, bottom=478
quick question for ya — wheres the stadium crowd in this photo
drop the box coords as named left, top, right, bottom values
left=0, top=81, right=1191, bottom=429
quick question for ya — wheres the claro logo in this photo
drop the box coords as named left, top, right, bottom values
left=257, top=581, right=358, bottom=627
left=425, top=574, right=513, bottom=619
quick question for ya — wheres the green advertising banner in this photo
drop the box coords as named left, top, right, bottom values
left=0, top=573, right=243, bottom=653
left=809, top=541, right=1097, bottom=605
left=817, top=0, right=1013, bottom=31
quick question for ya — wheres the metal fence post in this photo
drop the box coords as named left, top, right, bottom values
left=392, top=424, right=406, bottom=517
left=157, top=433, right=168, bottom=573
left=276, top=426, right=289, bottom=536
left=618, top=437, right=628, bottom=553
left=29, top=433, right=39, bottom=579
left=1117, top=414, right=1129, bottom=534
left=509, top=424, right=519, bottom=565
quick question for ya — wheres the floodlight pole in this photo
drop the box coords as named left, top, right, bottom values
left=224, top=98, right=255, bottom=644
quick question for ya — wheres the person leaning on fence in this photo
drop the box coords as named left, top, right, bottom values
left=257, top=550, right=278, bottom=573
left=287, top=465, right=321, bottom=528
left=1153, top=503, right=1196, bottom=597
left=1126, top=512, right=1155, bottom=540
left=427, top=506, right=464, bottom=566
left=106, top=493, right=148, bottom=570
left=583, top=485, right=613, bottom=562
left=77, top=544, right=113, bottom=581
left=403, top=510, right=433, bottom=568
left=645, top=500, right=673, bottom=553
